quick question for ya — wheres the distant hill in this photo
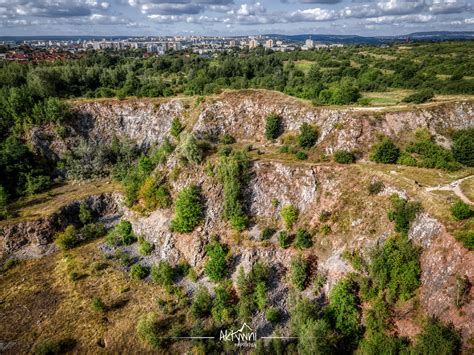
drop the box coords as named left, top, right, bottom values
left=268, top=31, right=474, bottom=44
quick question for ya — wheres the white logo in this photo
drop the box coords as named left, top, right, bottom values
left=219, top=323, right=257, bottom=348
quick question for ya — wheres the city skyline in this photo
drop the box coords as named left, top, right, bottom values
left=1, top=0, right=473, bottom=37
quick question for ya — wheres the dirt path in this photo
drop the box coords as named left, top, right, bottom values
left=426, top=175, right=474, bottom=205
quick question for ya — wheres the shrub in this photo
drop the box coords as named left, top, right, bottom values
left=298, top=319, right=337, bottom=355
left=217, top=150, right=249, bottom=231
left=170, top=117, right=184, bottom=138
left=150, top=138, right=175, bottom=165
left=334, top=150, right=355, bottom=164
left=91, top=297, right=106, bottom=312
left=261, top=227, right=275, bottom=240
left=138, top=236, right=154, bottom=256
left=454, top=230, right=474, bottom=250
left=321, top=224, right=331, bottom=235
left=211, top=283, right=235, bottom=324
left=387, top=195, right=421, bottom=235
left=171, top=185, right=204, bottom=233
left=23, top=174, right=51, bottom=196
left=265, top=308, right=281, bottom=323
left=295, top=151, right=308, bottom=160
left=254, top=282, right=267, bottom=311
left=0, top=185, right=7, bottom=220
left=452, top=128, right=474, bottom=166
left=80, top=223, right=106, bottom=241
left=291, top=256, right=309, bottom=291
left=33, top=338, right=76, bottom=355
left=204, top=241, right=228, bottom=282
left=454, top=274, right=470, bottom=309
left=221, top=133, right=236, bottom=145
left=402, top=89, right=434, bottom=104
left=138, top=175, right=172, bottom=210
left=265, top=113, right=283, bottom=140
left=136, top=312, right=160, bottom=348
left=319, top=210, right=332, bottom=222
left=328, top=278, right=361, bottom=345
left=106, top=220, right=136, bottom=246
left=412, top=318, right=461, bottom=355
left=289, top=297, right=320, bottom=335
left=151, top=261, right=175, bottom=288
left=177, top=133, right=203, bottom=164
left=294, top=228, right=313, bottom=249
left=1, top=258, right=19, bottom=273
left=298, top=123, right=318, bottom=148
left=450, top=200, right=472, bottom=221
left=368, top=181, right=384, bottom=195
left=78, top=203, right=92, bottom=225
left=191, top=286, right=212, bottom=319
left=280, top=205, right=299, bottom=230
left=279, top=145, right=290, bottom=154
left=55, top=225, right=78, bottom=250
left=369, top=138, right=400, bottom=164
left=370, top=234, right=421, bottom=303
left=130, top=264, right=149, bottom=280
left=278, top=231, right=291, bottom=248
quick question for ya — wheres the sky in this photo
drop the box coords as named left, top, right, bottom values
left=0, top=0, right=473, bottom=37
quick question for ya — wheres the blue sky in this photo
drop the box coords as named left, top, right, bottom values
left=1, top=0, right=473, bottom=37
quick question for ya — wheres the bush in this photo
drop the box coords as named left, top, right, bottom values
left=33, top=338, right=76, bottom=355
left=55, top=225, right=78, bottom=250
left=23, top=174, right=51, bottom=196
left=204, top=241, right=228, bottom=282
left=328, top=278, right=361, bottom=345
left=261, top=227, right=276, bottom=240
left=265, top=307, right=281, bottom=323
left=150, top=138, right=175, bottom=165
left=280, top=205, right=299, bottom=230
left=151, top=261, right=175, bottom=288
left=289, top=297, right=320, bottom=335
left=291, top=256, right=309, bottom=291
left=412, top=318, right=461, bottom=355
left=452, top=128, right=474, bottom=166
left=402, top=89, right=434, bottom=104
left=138, top=236, right=154, bottom=256
left=450, top=200, right=472, bottom=221
left=334, top=150, right=355, bottom=164
left=171, top=185, right=204, bottom=233
left=91, top=297, right=106, bottom=312
left=170, top=117, right=184, bottom=138
left=138, top=175, right=172, bottom=211
left=106, top=220, right=136, bottom=246
left=369, top=138, right=400, bottom=164
left=130, top=264, right=149, bottom=280
left=454, top=230, right=474, bottom=250
left=294, top=228, right=313, bottom=249
left=319, top=210, right=332, bottom=222
left=217, top=150, right=249, bottom=231
left=370, top=234, right=421, bottom=303
left=454, top=274, right=470, bottom=309
left=387, top=195, right=421, bottom=235
left=221, top=133, right=236, bottom=145
left=298, top=319, right=337, bottom=355
left=254, top=281, right=267, bottom=311
left=295, top=151, right=308, bottom=160
left=368, top=181, right=384, bottom=195
left=298, top=123, right=318, bottom=148
left=278, top=231, right=291, bottom=248
left=211, top=283, right=235, bottom=324
left=78, top=203, right=92, bottom=225
left=177, top=133, right=203, bottom=164
left=265, top=113, right=283, bottom=140
left=191, top=286, right=212, bottom=319
left=80, top=223, right=106, bottom=241
left=136, top=312, right=160, bottom=348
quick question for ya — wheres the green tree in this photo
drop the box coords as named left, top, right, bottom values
left=265, top=113, right=283, bottom=140
left=79, top=203, right=92, bottom=225
left=151, top=261, right=175, bottom=288
left=451, top=200, right=472, bottom=220
left=412, top=318, right=461, bottom=355
left=191, top=286, right=212, bottom=319
left=55, top=225, right=78, bottom=250
left=171, top=185, right=204, bottom=233
left=298, top=319, right=336, bottom=355
left=0, top=185, right=7, bottom=219
left=452, top=128, right=474, bottom=166
left=204, top=241, right=228, bottom=282
left=291, top=256, right=309, bottom=291
left=177, top=133, right=203, bottom=164
left=170, top=117, right=184, bottom=138
left=334, top=150, right=355, bottom=164
left=369, top=138, right=400, bottom=164
left=387, top=195, right=421, bottom=235
left=298, top=123, right=318, bottom=148
left=294, top=228, right=313, bottom=249
left=280, top=205, right=299, bottom=230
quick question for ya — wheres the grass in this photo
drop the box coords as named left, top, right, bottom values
left=2, top=179, right=122, bottom=225
left=0, top=240, right=183, bottom=353
left=460, top=177, right=474, bottom=202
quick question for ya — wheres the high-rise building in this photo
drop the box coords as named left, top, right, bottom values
left=265, top=39, right=274, bottom=49
left=305, top=38, right=314, bottom=49
left=249, top=39, right=258, bottom=49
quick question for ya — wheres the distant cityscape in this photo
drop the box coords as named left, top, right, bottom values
left=0, top=35, right=344, bottom=62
